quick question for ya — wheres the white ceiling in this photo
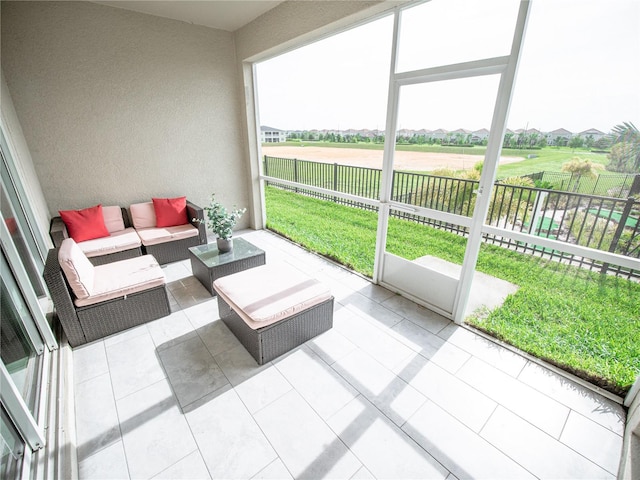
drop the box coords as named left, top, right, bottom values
left=93, top=1, right=284, bottom=32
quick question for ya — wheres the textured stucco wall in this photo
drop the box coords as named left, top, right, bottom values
left=1, top=1, right=248, bottom=222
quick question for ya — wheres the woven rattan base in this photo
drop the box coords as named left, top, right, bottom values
left=77, top=285, right=171, bottom=344
left=217, top=295, right=334, bottom=365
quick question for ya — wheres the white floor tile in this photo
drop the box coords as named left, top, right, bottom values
left=391, top=319, right=471, bottom=373
left=395, top=354, right=497, bottom=432
left=78, top=441, right=129, bottom=480
left=381, top=294, right=450, bottom=334
left=328, top=396, right=449, bottom=479
left=235, top=365, right=293, bottom=414
left=214, top=343, right=271, bottom=386
left=196, top=318, right=241, bottom=357
left=251, top=459, right=294, bottom=480
left=437, top=323, right=527, bottom=377
left=332, top=349, right=426, bottom=427
left=518, top=360, right=626, bottom=435
left=186, top=388, right=277, bottom=479
left=342, top=292, right=404, bottom=329
left=151, top=450, right=212, bottom=479
left=481, top=406, right=614, bottom=479
left=183, top=298, right=220, bottom=330
left=73, top=340, right=109, bottom=385
left=158, top=335, right=229, bottom=408
left=458, top=357, right=570, bottom=438
left=74, top=373, right=121, bottom=462
left=275, top=345, right=359, bottom=420
left=147, top=310, right=196, bottom=350
left=335, top=312, right=414, bottom=371
left=106, top=333, right=166, bottom=399
left=254, top=390, right=362, bottom=479
left=403, top=400, right=536, bottom=479
left=306, top=327, right=358, bottom=365
left=560, top=410, right=624, bottom=475
left=116, top=379, right=198, bottom=479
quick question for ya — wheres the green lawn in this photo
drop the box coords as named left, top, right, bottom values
left=265, top=185, right=640, bottom=395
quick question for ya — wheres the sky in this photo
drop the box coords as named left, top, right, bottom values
left=256, top=0, right=640, bottom=134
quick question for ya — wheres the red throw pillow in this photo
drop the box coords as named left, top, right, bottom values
left=152, top=197, right=188, bottom=227
left=59, top=204, right=110, bottom=242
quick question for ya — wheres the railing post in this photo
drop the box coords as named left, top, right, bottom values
left=294, top=158, right=299, bottom=193
left=592, top=174, right=601, bottom=196
left=263, top=155, right=269, bottom=177
left=601, top=197, right=635, bottom=273
left=630, top=174, right=640, bottom=196
left=333, top=163, right=338, bottom=203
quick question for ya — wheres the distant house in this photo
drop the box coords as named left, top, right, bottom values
left=578, top=128, right=606, bottom=141
left=547, top=128, right=573, bottom=145
left=261, top=126, right=287, bottom=143
left=472, top=128, right=490, bottom=143
left=431, top=128, right=449, bottom=140
left=397, top=128, right=414, bottom=138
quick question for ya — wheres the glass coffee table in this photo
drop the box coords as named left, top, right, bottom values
left=188, top=238, right=266, bottom=295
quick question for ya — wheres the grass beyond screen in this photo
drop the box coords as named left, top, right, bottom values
left=265, top=185, right=640, bottom=395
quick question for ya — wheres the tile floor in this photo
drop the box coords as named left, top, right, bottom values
left=73, top=229, right=627, bottom=479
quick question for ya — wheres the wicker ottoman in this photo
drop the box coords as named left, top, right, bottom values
left=213, top=264, right=334, bottom=365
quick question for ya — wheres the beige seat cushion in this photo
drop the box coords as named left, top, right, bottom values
left=102, top=205, right=126, bottom=233
left=78, top=227, right=142, bottom=258
left=74, top=255, right=165, bottom=307
left=135, top=224, right=198, bottom=246
left=213, top=264, right=332, bottom=330
left=129, top=201, right=157, bottom=229
left=58, top=238, right=95, bottom=299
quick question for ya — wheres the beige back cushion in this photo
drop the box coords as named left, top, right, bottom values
left=58, top=238, right=95, bottom=299
left=102, top=206, right=125, bottom=233
left=129, top=202, right=157, bottom=229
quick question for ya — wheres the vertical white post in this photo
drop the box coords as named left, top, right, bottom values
left=452, top=0, right=531, bottom=323
left=373, top=8, right=401, bottom=283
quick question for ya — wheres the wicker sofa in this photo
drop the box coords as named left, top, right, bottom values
left=50, top=200, right=207, bottom=265
left=43, top=238, right=171, bottom=347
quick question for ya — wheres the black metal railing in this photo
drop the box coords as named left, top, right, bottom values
left=264, top=155, right=640, bottom=278
left=524, top=171, right=640, bottom=198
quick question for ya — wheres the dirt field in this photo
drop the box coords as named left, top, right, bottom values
left=262, top=145, right=524, bottom=171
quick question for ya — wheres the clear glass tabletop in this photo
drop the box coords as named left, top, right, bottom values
left=188, top=238, right=264, bottom=268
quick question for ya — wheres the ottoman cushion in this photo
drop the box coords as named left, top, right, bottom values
left=213, top=264, right=332, bottom=330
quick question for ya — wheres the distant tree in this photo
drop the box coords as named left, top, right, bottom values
left=561, top=157, right=600, bottom=192
left=584, top=135, right=595, bottom=149
left=503, top=133, right=514, bottom=148
left=568, top=136, right=584, bottom=150
left=607, top=143, right=638, bottom=173
left=593, top=137, right=611, bottom=150
left=606, top=122, right=640, bottom=173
